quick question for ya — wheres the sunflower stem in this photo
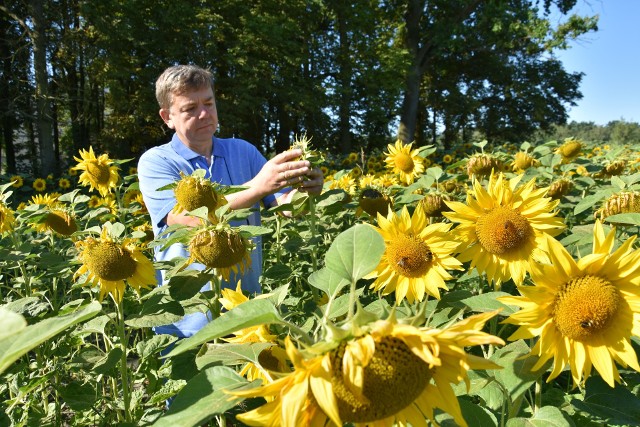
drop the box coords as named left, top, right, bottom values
left=534, top=376, right=542, bottom=415
left=347, top=278, right=357, bottom=321
left=114, top=297, right=132, bottom=423
left=307, top=195, right=320, bottom=301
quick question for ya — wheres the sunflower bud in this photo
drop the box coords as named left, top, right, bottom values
left=419, top=193, right=450, bottom=217
left=547, top=178, right=573, bottom=199
left=466, top=153, right=504, bottom=178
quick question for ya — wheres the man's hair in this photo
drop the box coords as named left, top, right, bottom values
left=155, top=65, right=214, bottom=109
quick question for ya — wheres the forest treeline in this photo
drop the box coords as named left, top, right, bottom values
left=0, top=0, right=611, bottom=176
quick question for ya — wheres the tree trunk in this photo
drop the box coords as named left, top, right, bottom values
left=30, top=0, right=56, bottom=175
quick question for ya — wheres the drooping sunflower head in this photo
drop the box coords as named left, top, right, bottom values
left=602, top=159, right=626, bottom=177
left=356, top=187, right=392, bottom=218
left=595, top=191, right=640, bottom=221
left=74, top=225, right=155, bottom=302
left=418, top=192, right=451, bottom=218
left=466, top=153, right=505, bottom=178
left=173, top=171, right=227, bottom=224
left=556, top=138, right=583, bottom=163
left=367, top=206, right=462, bottom=303
left=72, top=146, right=120, bottom=196
left=31, top=207, right=78, bottom=236
left=384, top=139, right=425, bottom=185
left=511, top=151, right=539, bottom=172
left=443, top=172, right=565, bottom=286
left=546, top=177, right=573, bottom=200
left=0, top=202, right=16, bottom=234
left=187, top=225, right=252, bottom=280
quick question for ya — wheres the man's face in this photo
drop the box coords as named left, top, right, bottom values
left=159, top=86, right=218, bottom=146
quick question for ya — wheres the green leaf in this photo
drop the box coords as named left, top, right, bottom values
left=125, top=294, right=185, bottom=328
left=0, top=301, right=102, bottom=374
left=570, top=376, right=640, bottom=426
left=165, top=298, right=282, bottom=358
left=168, top=270, right=214, bottom=300
left=152, top=366, right=256, bottom=427
left=604, top=213, right=640, bottom=226
left=458, top=291, right=516, bottom=315
left=58, top=382, right=98, bottom=411
left=506, top=406, right=575, bottom=427
left=196, top=342, right=273, bottom=370
left=324, top=223, right=385, bottom=282
left=459, top=396, right=498, bottom=426
left=0, top=308, right=26, bottom=340
left=308, top=267, right=350, bottom=297
left=573, top=190, right=611, bottom=215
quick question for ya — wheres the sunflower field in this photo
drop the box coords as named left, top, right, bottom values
left=1, top=137, right=640, bottom=427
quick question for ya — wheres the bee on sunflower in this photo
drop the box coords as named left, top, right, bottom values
left=72, top=146, right=120, bottom=196
left=443, top=172, right=565, bottom=288
left=228, top=310, right=504, bottom=427
left=499, top=221, right=640, bottom=387
left=74, top=223, right=156, bottom=303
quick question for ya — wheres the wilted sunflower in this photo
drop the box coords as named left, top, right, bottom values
left=173, top=171, right=227, bottom=224
left=74, top=226, right=155, bottom=302
left=384, top=140, right=424, bottom=185
left=465, top=153, right=504, bottom=178
left=444, top=172, right=565, bottom=287
left=547, top=177, right=573, bottom=200
left=595, top=191, right=640, bottom=221
left=511, top=151, right=539, bottom=173
left=72, top=146, right=120, bottom=196
left=33, top=178, right=47, bottom=192
left=0, top=202, right=15, bottom=233
left=367, top=206, right=463, bottom=303
left=356, top=187, right=393, bottom=218
left=418, top=192, right=451, bottom=218
left=556, top=138, right=583, bottom=163
left=187, top=225, right=252, bottom=281
left=499, top=222, right=640, bottom=387
left=230, top=311, right=504, bottom=427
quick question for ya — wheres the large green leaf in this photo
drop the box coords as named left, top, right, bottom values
left=506, top=406, right=575, bottom=427
left=604, top=213, right=640, bottom=226
left=308, top=267, right=350, bottom=297
left=196, top=342, right=273, bottom=370
left=324, top=223, right=385, bottom=283
left=165, top=298, right=282, bottom=358
left=0, top=301, right=102, bottom=374
left=570, top=376, right=640, bottom=426
left=152, top=366, right=256, bottom=427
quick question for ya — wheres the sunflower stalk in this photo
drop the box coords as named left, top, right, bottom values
left=114, top=297, right=132, bottom=423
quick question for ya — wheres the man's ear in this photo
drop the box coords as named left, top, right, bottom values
left=159, top=108, right=174, bottom=129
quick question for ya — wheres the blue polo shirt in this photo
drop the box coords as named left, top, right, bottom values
left=138, top=134, right=281, bottom=337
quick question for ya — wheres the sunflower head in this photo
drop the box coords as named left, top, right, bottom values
left=595, top=191, right=640, bottom=221
left=187, top=226, right=252, bottom=280
left=72, top=146, right=120, bottom=196
left=173, top=172, right=227, bottom=223
left=10, top=175, right=23, bottom=188
left=356, top=187, right=392, bottom=218
left=466, top=153, right=504, bottom=178
left=289, top=133, right=325, bottom=167
left=419, top=192, right=451, bottom=218
left=39, top=209, right=78, bottom=236
left=384, top=139, right=425, bottom=185
left=547, top=177, right=573, bottom=199
left=33, top=178, right=47, bottom=192
left=0, top=202, right=16, bottom=233
left=603, top=159, right=626, bottom=176
left=511, top=151, right=539, bottom=172
left=556, top=138, right=583, bottom=163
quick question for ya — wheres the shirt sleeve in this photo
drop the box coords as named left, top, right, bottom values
left=137, top=148, right=183, bottom=230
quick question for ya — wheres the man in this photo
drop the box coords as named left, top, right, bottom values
left=138, top=64, right=323, bottom=337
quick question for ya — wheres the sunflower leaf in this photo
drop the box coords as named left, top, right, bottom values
left=308, top=267, right=350, bottom=297
left=505, top=406, right=575, bottom=427
left=195, top=342, right=274, bottom=370
left=165, top=298, right=282, bottom=358
left=570, top=376, right=640, bottom=426
left=603, top=213, right=640, bottom=226
left=324, top=223, right=385, bottom=283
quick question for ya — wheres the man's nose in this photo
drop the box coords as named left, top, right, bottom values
left=198, top=106, right=210, bottom=119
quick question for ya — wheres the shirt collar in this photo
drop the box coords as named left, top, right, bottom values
left=170, top=133, right=228, bottom=161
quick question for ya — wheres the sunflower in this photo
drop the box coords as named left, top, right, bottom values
left=30, top=206, right=78, bottom=236
left=383, top=140, right=424, bottom=185
left=367, top=206, right=462, bottom=304
left=173, top=171, right=227, bottom=224
left=123, top=189, right=148, bottom=215
left=443, top=172, right=565, bottom=287
left=10, top=175, right=23, bottom=188
left=74, top=226, right=156, bottom=302
left=418, top=192, right=451, bottom=218
left=499, top=222, right=640, bottom=387
left=556, top=138, right=583, bottom=163
left=72, top=146, right=120, bottom=196
left=465, top=153, right=504, bottom=178
left=0, top=202, right=16, bottom=233
left=58, top=177, right=71, bottom=190
left=33, top=178, right=47, bottom=192
left=328, top=174, right=356, bottom=195
left=356, top=187, right=393, bottom=218
left=186, top=224, right=253, bottom=281
left=595, top=191, right=640, bottom=221
left=442, top=153, right=453, bottom=164
left=511, top=151, right=539, bottom=173
left=219, top=283, right=288, bottom=383
left=230, top=311, right=504, bottom=427
left=29, top=193, right=59, bottom=207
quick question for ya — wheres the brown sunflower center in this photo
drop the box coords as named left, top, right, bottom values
left=359, top=190, right=391, bottom=217
left=84, top=241, right=137, bottom=281
left=175, top=178, right=225, bottom=221
left=189, top=230, right=248, bottom=269
left=394, top=153, right=415, bottom=173
left=553, top=275, right=621, bottom=341
left=86, top=161, right=112, bottom=185
left=330, top=337, right=432, bottom=423
left=45, top=211, right=78, bottom=236
left=387, top=234, right=433, bottom=278
left=476, top=207, right=532, bottom=255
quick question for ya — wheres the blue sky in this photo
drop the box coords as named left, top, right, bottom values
left=551, top=1, right=640, bottom=124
